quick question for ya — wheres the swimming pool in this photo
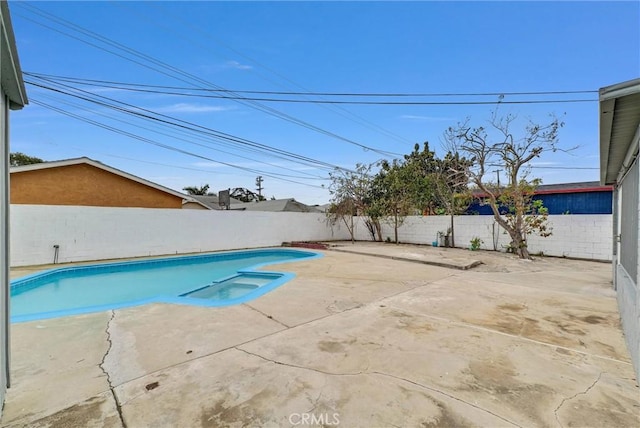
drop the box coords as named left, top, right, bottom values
left=11, top=248, right=321, bottom=323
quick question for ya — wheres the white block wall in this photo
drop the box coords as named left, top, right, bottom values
left=354, top=214, right=612, bottom=261
left=10, top=205, right=350, bottom=267
left=353, top=215, right=451, bottom=245
left=10, top=206, right=612, bottom=266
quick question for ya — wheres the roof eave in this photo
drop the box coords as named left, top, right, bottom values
left=599, top=78, right=640, bottom=185
left=599, top=79, right=640, bottom=102
left=599, top=97, right=615, bottom=184
left=1, top=2, right=27, bottom=109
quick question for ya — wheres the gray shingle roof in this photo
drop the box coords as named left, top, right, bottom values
left=230, top=198, right=321, bottom=213
left=190, top=195, right=243, bottom=210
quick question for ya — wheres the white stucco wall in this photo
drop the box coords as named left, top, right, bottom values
left=10, top=205, right=350, bottom=266
left=353, top=214, right=613, bottom=261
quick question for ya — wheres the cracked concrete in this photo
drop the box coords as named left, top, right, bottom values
left=554, top=371, right=604, bottom=428
left=368, top=371, right=522, bottom=427
left=99, top=311, right=127, bottom=428
left=245, top=304, right=291, bottom=328
left=3, top=246, right=639, bottom=427
left=0, top=312, right=119, bottom=426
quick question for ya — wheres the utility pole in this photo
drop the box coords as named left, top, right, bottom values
left=493, top=169, right=502, bottom=187
left=255, top=176, right=264, bottom=199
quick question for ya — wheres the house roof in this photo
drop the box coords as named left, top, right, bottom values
left=188, top=195, right=221, bottom=210
left=599, top=78, right=640, bottom=185
left=10, top=157, right=192, bottom=201
left=534, top=181, right=612, bottom=194
left=1, top=2, right=27, bottom=109
left=313, top=203, right=331, bottom=213
left=472, top=181, right=612, bottom=198
left=181, top=198, right=213, bottom=210
left=187, top=195, right=243, bottom=210
left=230, top=198, right=321, bottom=213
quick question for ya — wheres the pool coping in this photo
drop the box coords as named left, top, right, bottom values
left=10, top=248, right=323, bottom=323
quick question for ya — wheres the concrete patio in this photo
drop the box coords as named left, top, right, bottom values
left=2, top=244, right=639, bottom=427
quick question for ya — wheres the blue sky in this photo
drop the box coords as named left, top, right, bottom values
left=9, top=1, right=640, bottom=205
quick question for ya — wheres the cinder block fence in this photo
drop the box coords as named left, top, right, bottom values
left=352, top=214, right=612, bottom=261
left=10, top=205, right=611, bottom=267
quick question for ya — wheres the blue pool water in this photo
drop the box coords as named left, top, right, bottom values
left=11, top=249, right=320, bottom=323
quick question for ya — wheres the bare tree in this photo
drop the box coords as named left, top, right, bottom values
left=326, top=198, right=357, bottom=242
left=230, top=187, right=265, bottom=202
left=432, top=152, right=473, bottom=247
left=327, top=164, right=377, bottom=243
left=444, top=111, right=566, bottom=259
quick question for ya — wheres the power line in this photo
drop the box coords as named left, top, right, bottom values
left=24, top=73, right=597, bottom=105
left=25, top=72, right=598, bottom=97
left=33, top=91, right=329, bottom=181
left=120, top=2, right=415, bottom=146
left=26, top=75, right=600, bottom=182
left=26, top=76, right=349, bottom=174
left=40, top=140, right=273, bottom=178
left=14, top=3, right=402, bottom=157
left=530, top=166, right=598, bottom=170
left=29, top=80, right=331, bottom=180
left=26, top=79, right=348, bottom=182
left=18, top=4, right=599, bottom=183
left=30, top=99, right=328, bottom=189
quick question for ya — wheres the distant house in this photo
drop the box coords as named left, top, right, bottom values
left=182, top=196, right=322, bottom=212
left=599, top=78, right=640, bottom=382
left=312, top=203, right=331, bottom=213
left=10, top=157, right=194, bottom=209
left=467, top=181, right=613, bottom=215
left=182, top=194, right=243, bottom=210
left=180, top=198, right=213, bottom=210
left=1, top=1, right=28, bottom=413
left=230, top=198, right=321, bottom=213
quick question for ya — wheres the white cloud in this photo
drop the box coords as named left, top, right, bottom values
left=84, top=87, right=128, bottom=94
left=530, top=161, right=561, bottom=166
left=192, top=161, right=225, bottom=168
left=399, top=115, right=456, bottom=122
left=225, top=60, right=252, bottom=70
left=148, top=176, right=184, bottom=181
left=197, top=60, right=253, bottom=74
left=155, top=103, right=232, bottom=113
left=191, top=161, right=258, bottom=169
